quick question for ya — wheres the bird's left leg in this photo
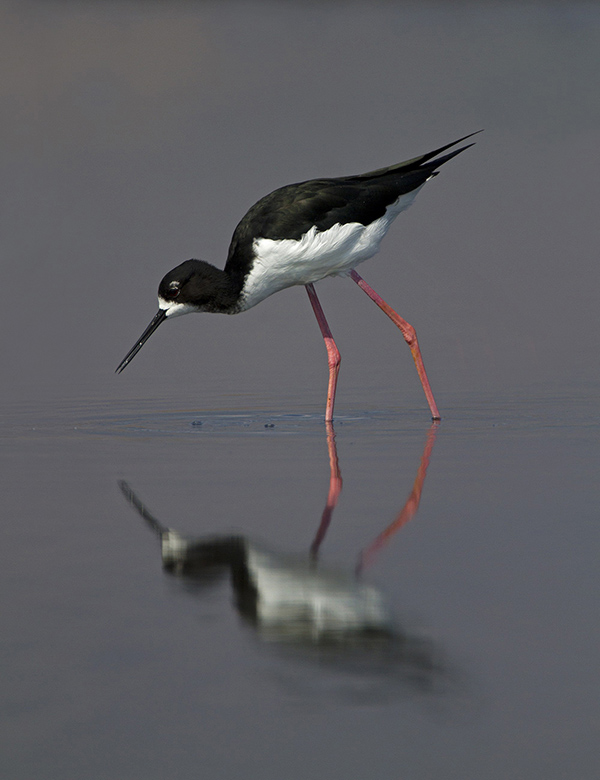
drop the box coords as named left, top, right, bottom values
left=305, top=283, right=341, bottom=422
left=349, top=270, right=441, bottom=420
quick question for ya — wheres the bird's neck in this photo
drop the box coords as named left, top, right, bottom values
left=201, top=261, right=246, bottom=313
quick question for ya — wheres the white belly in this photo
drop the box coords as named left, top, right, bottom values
left=237, top=186, right=423, bottom=311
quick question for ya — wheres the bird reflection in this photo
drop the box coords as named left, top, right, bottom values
left=119, top=423, right=447, bottom=695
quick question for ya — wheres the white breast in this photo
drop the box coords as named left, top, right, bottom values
left=238, top=185, right=424, bottom=311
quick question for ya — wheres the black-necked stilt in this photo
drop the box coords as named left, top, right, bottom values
left=116, top=133, right=478, bottom=420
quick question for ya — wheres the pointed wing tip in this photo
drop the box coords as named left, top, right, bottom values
left=426, top=132, right=483, bottom=169
left=456, top=129, right=484, bottom=143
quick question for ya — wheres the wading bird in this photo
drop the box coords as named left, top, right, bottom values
left=116, top=134, right=477, bottom=420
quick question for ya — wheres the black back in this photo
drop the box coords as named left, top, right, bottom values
left=224, top=133, right=478, bottom=286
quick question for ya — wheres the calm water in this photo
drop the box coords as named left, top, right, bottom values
left=2, top=387, right=599, bottom=779
left=2, top=1, right=600, bottom=777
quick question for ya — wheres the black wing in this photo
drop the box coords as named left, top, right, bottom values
left=224, top=133, right=478, bottom=280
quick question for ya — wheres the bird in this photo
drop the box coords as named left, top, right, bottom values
left=116, top=133, right=478, bottom=421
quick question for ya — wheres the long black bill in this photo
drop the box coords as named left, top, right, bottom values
left=115, top=309, right=167, bottom=373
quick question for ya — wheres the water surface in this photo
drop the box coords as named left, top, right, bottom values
left=2, top=387, right=598, bottom=779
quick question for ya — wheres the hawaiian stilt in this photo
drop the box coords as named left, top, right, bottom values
left=116, top=134, right=478, bottom=420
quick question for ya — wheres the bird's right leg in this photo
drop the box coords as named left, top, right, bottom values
left=305, top=284, right=341, bottom=422
left=350, top=270, right=441, bottom=420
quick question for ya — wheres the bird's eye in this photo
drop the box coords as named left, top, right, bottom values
left=167, top=281, right=181, bottom=298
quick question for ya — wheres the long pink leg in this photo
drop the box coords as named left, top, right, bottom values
left=305, top=283, right=341, bottom=422
left=350, top=270, right=441, bottom=420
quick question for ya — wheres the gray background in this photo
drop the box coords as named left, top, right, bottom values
left=2, top=1, right=599, bottom=405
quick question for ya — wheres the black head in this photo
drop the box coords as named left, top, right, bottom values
left=115, top=259, right=239, bottom=374
left=156, top=259, right=236, bottom=314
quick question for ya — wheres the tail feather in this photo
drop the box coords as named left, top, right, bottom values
left=355, top=131, right=482, bottom=179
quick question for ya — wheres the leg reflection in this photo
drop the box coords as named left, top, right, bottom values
left=357, top=422, right=439, bottom=574
left=310, top=422, right=343, bottom=560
